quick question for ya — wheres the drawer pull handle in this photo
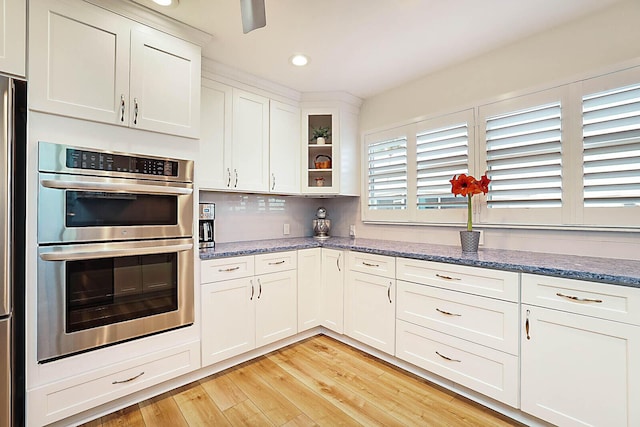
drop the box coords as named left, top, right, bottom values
left=436, top=273, right=461, bottom=281
left=112, top=371, right=144, bottom=384
left=268, top=260, right=286, bottom=265
left=556, top=292, right=603, bottom=303
left=362, top=262, right=379, bottom=267
left=436, top=308, right=461, bottom=317
left=387, top=282, right=392, bottom=303
left=337, top=253, right=341, bottom=272
left=435, top=351, right=461, bottom=363
left=219, top=266, right=240, bottom=272
left=250, top=280, right=255, bottom=301
left=257, top=278, right=262, bottom=299
left=525, top=309, right=531, bottom=340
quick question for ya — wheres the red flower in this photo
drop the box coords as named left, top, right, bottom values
left=478, top=174, right=490, bottom=195
left=450, top=173, right=491, bottom=231
left=450, top=173, right=487, bottom=197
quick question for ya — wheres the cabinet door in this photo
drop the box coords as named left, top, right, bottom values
left=200, top=79, right=233, bottom=189
left=297, top=248, right=322, bottom=331
left=345, top=270, right=395, bottom=354
left=129, top=27, right=201, bottom=138
left=255, top=270, right=297, bottom=347
left=321, top=248, right=344, bottom=333
left=302, top=109, right=339, bottom=194
left=0, top=0, right=25, bottom=76
left=269, top=100, right=301, bottom=194
left=521, top=305, right=640, bottom=427
left=201, top=278, right=256, bottom=366
left=29, top=0, right=130, bottom=124
left=232, top=89, right=270, bottom=192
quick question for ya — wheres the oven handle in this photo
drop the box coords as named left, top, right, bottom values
left=40, top=243, right=193, bottom=261
left=40, top=179, right=193, bottom=196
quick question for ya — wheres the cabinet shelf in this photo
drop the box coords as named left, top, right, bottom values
left=308, top=168, right=333, bottom=173
left=308, top=144, right=333, bottom=148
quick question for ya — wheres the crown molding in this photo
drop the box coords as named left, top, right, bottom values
left=202, top=58, right=302, bottom=102
left=84, top=0, right=212, bottom=46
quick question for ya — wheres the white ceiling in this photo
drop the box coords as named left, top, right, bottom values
left=131, top=0, right=624, bottom=99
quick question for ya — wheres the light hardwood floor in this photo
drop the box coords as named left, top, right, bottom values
left=81, top=335, right=522, bottom=426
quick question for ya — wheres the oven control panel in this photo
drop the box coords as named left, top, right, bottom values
left=66, top=148, right=178, bottom=177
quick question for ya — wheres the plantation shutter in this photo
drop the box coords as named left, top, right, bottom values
left=416, top=123, right=469, bottom=209
left=485, top=102, right=562, bottom=208
left=367, top=137, right=408, bottom=210
left=582, top=83, right=640, bottom=207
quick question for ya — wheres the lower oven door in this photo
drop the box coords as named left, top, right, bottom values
left=37, top=238, right=194, bottom=362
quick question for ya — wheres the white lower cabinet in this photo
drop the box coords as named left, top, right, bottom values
left=345, top=268, right=396, bottom=354
left=201, top=277, right=256, bottom=365
left=394, top=258, right=520, bottom=407
left=28, top=341, right=200, bottom=426
left=201, top=252, right=298, bottom=366
left=521, top=273, right=640, bottom=426
left=321, top=248, right=345, bottom=333
left=298, top=248, right=322, bottom=331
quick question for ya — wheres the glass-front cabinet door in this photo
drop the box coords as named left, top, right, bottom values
left=302, top=109, right=339, bottom=194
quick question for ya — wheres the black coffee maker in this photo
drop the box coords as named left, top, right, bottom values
left=199, top=203, right=215, bottom=249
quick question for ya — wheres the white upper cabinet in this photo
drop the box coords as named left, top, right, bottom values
left=301, top=104, right=359, bottom=195
left=231, top=88, right=270, bottom=192
left=29, top=0, right=201, bottom=138
left=199, top=79, right=232, bottom=189
left=269, top=100, right=300, bottom=194
left=0, top=0, right=26, bottom=77
left=128, top=27, right=200, bottom=137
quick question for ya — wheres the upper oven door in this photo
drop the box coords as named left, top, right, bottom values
left=38, top=173, right=194, bottom=244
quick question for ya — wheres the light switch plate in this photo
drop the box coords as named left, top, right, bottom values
left=283, top=223, right=290, bottom=235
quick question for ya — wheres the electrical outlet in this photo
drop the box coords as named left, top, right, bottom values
left=283, top=223, right=290, bottom=235
left=478, top=230, right=484, bottom=246
left=349, top=224, right=356, bottom=238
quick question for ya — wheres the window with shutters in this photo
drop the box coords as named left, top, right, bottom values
left=485, top=102, right=563, bottom=209
left=366, top=133, right=408, bottom=219
left=362, top=65, right=640, bottom=229
left=477, top=89, right=566, bottom=225
left=414, top=110, right=474, bottom=224
left=582, top=83, right=640, bottom=207
left=580, top=67, right=640, bottom=227
left=416, top=123, right=469, bottom=210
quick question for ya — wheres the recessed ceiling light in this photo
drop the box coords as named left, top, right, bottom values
left=290, top=54, right=310, bottom=67
left=152, top=0, right=177, bottom=6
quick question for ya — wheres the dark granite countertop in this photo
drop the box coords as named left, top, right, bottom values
left=200, top=236, right=640, bottom=288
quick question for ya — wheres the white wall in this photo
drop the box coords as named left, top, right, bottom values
left=354, top=0, right=640, bottom=261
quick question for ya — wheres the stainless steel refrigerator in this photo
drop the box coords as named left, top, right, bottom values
left=0, top=76, right=27, bottom=427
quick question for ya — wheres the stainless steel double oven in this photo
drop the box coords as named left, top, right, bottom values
left=37, top=142, right=195, bottom=362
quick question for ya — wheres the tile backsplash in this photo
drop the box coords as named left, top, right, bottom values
left=199, top=192, right=357, bottom=243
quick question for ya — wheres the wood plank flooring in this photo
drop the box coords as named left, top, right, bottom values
left=81, top=335, right=522, bottom=426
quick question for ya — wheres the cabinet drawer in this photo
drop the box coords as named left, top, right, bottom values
left=396, top=258, right=518, bottom=302
left=255, top=250, right=297, bottom=274
left=201, top=255, right=255, bottom=283
left=522, top=273, right=640, bottom=326
left=347, top=251, right=395, bottom=278
left=396, top=320, right=518, bottom=408
left=397, top=281, right=518, bottom=355
left=29, top=341, right=200, bottom=426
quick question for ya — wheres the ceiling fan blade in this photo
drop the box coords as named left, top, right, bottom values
left=240, top=0, right=266, bottom=34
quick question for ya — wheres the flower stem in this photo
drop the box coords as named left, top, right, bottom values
left=467, top=194, right=473, bottom=231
